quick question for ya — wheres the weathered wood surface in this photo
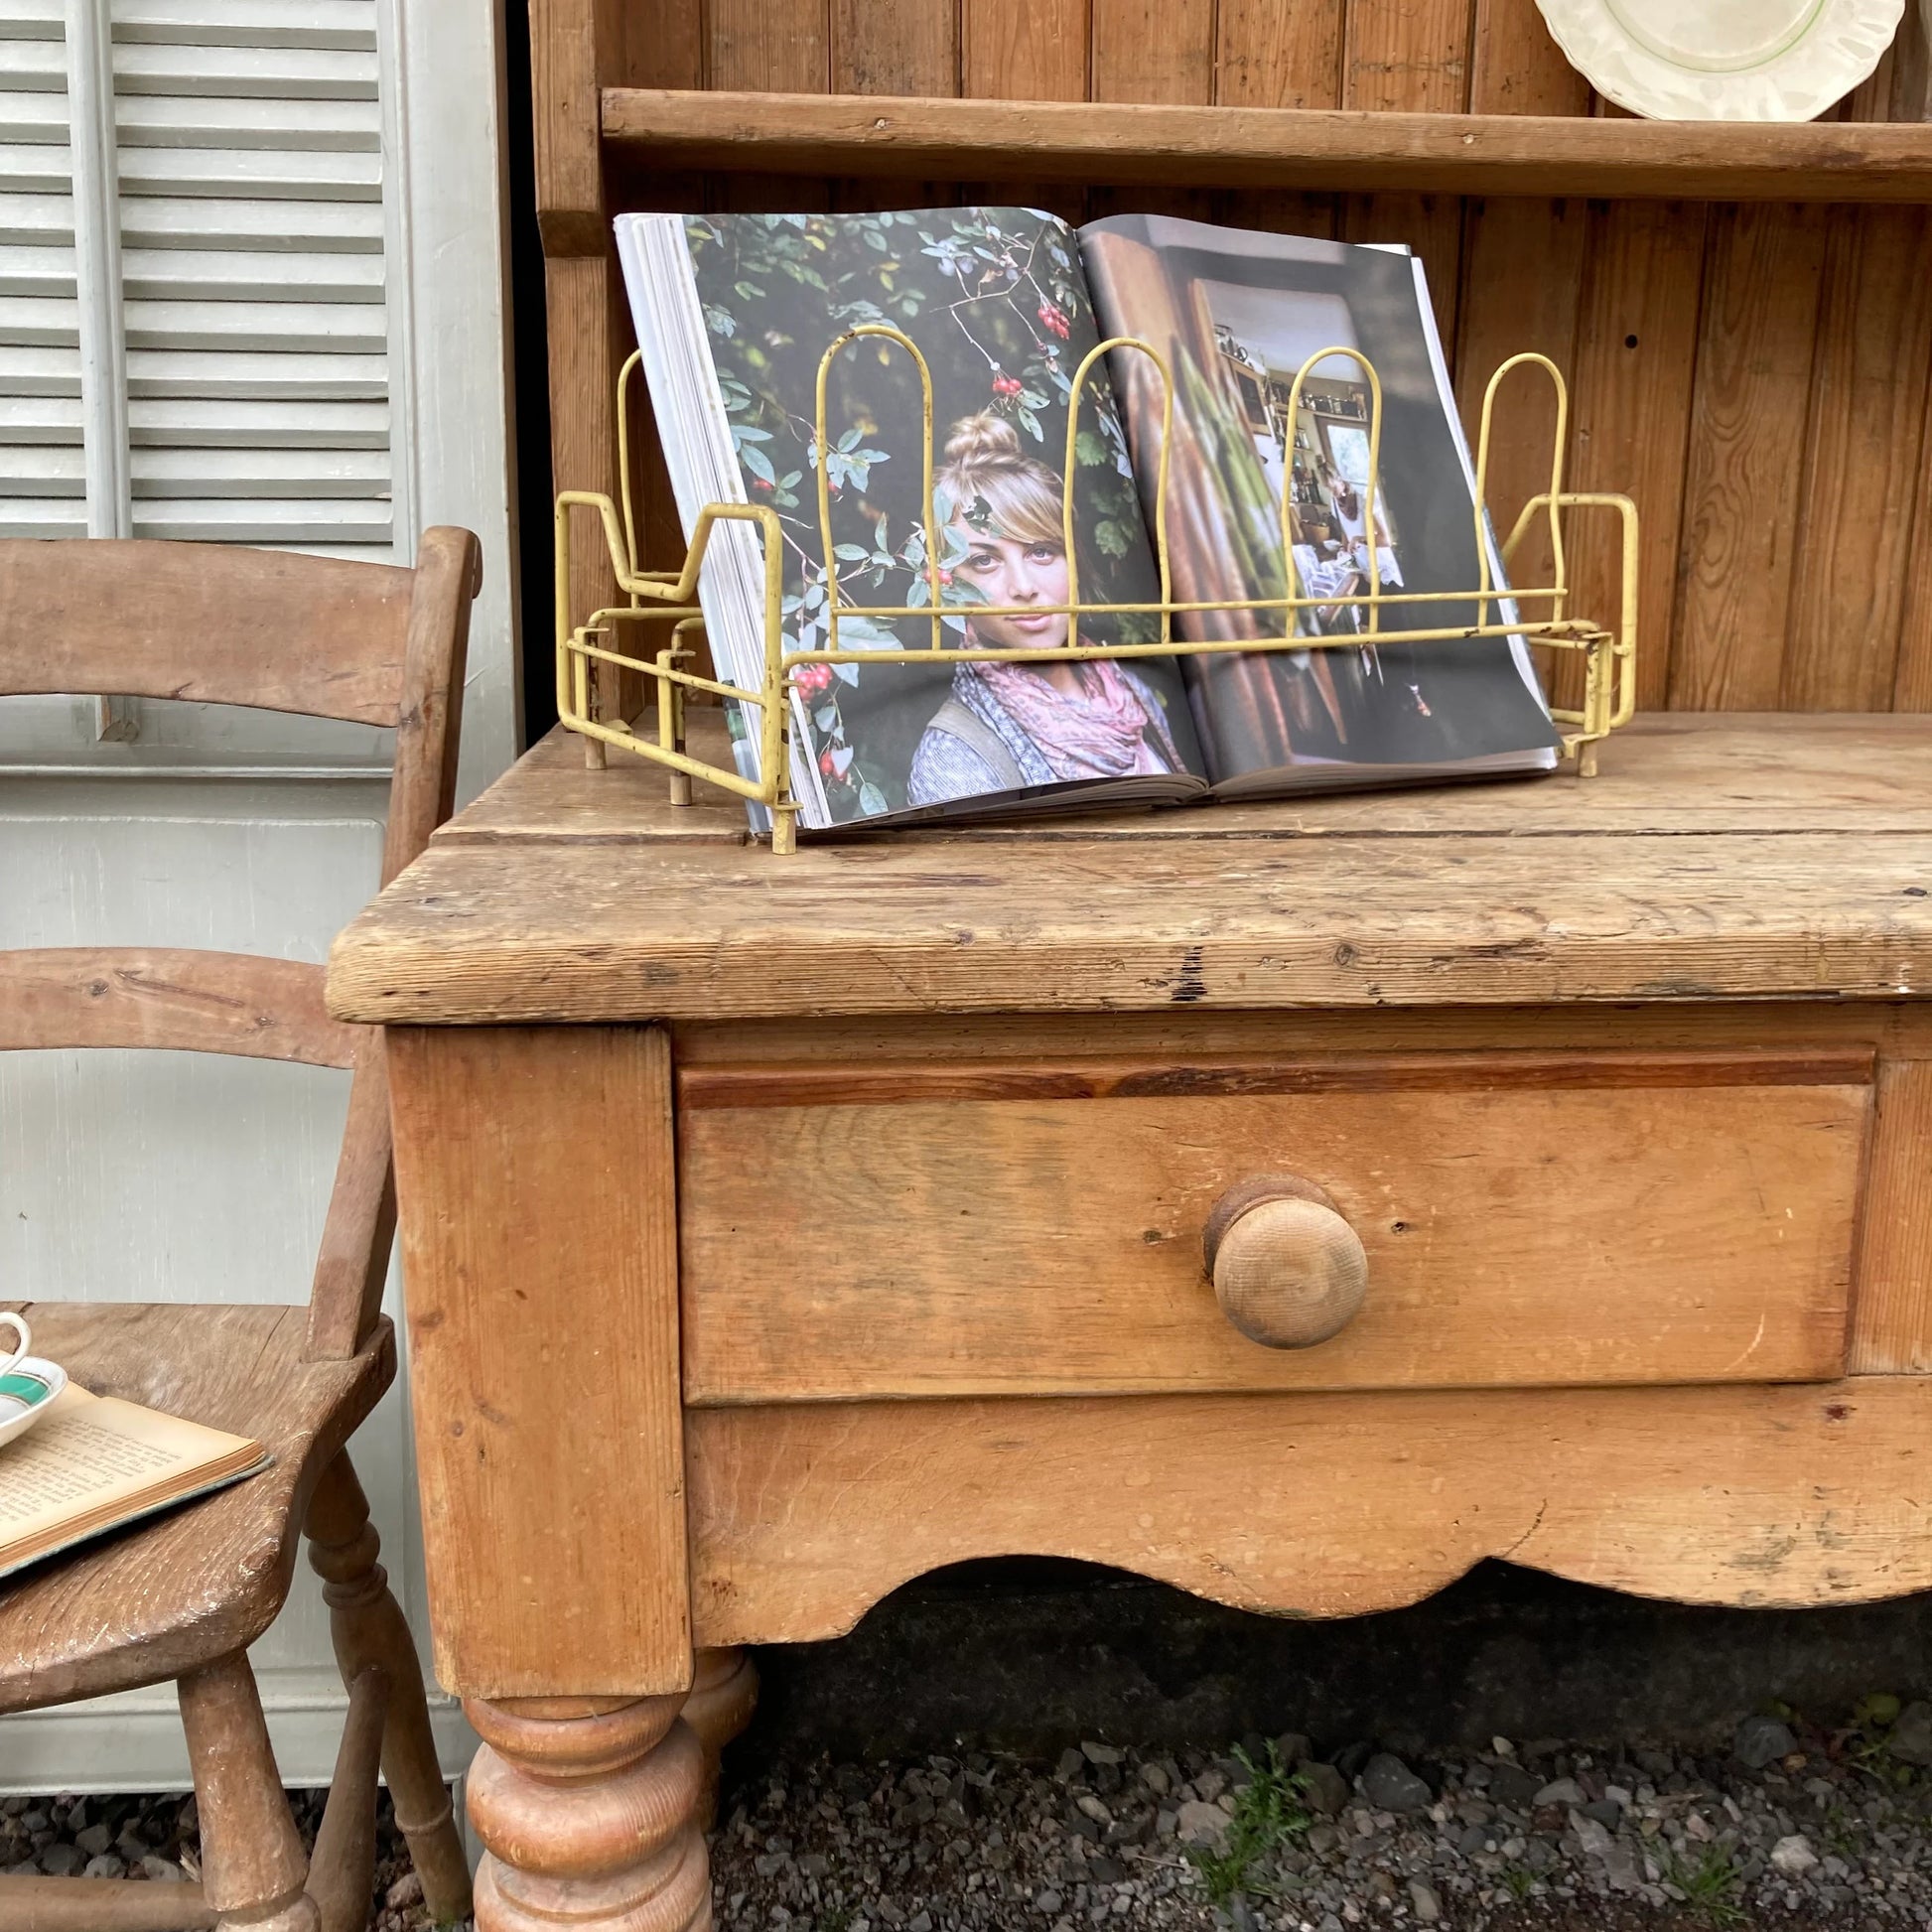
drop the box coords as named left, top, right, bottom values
left=679, top=1055, right=1868, bottom=1400
left=0, top=1305, right=391, bottom=1712
left=0, top=539, right=417, bottom=727
left=331, top=714, right=1932, bottom=1024
left=386, top=1026, right=692, bottom=1700
left=0, top=951, right=356, bottom=1065
left=600, top=89, right=1932, bottom=200
left=686, top=1376, right=1932, bottom=1643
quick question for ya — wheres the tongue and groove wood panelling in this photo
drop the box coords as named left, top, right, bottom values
left=546, top=0, right=1932, bottom=717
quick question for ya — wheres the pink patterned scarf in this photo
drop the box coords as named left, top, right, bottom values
left=976, top=657, right=1171, bottom=780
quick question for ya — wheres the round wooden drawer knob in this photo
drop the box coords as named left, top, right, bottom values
left=1202, top=1174, right=1368, bottom=1349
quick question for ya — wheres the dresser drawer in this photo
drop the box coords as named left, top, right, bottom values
left=677, top=1049, right=1872, bottom=1403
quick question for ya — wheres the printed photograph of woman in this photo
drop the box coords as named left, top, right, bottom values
left=907, top=414, right=1189, bottom=807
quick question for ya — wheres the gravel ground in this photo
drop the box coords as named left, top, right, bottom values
left=16, top=1697, right=1932, bottom=1929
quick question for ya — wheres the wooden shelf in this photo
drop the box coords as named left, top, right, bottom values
left=601, top=89, right=1932, bottom=203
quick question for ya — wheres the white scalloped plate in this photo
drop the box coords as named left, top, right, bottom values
left=1533, top=0, right=1904, bottom=119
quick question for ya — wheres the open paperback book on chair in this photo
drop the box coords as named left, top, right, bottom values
left=617, top=206, right=1562, bottom=832
left=0, top=1382, right=267, bottom=1580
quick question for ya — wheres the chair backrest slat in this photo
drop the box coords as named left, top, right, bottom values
left=0, top=950, right=356, bottom=1066
left=1, top=527, right=480, bottom=1360
left=0, top=540, right=417, bottom=726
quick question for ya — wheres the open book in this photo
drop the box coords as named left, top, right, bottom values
left=0, top=1382, right=268, bottom=1580
left=617, top=207, right=1561, bottom=832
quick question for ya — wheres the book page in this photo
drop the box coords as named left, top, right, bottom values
left=618, top=207, right=1207, bottom=829
left=0, top=1384, right=256, bottom=1545
left=1080, top=215, right=1561, bottom=789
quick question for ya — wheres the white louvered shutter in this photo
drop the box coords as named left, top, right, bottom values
left=0, top=5, right=86, bottom=538
left=113, top=0, right=393, bottom=554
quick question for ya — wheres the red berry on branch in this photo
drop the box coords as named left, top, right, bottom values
left=818, top=746, right=838, bottom=776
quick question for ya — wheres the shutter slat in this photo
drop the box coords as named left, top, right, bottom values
left=114, top=43, right=376, bottom=98
left=123, top=298, right=386, bottom=351
left=111, top=1, right=376, bottom=53
left=122, top=194, right=379, bottom=250
left=0, top=390, right=77, bottom=435
left=131, top=496, right=391, bottom=543
left=129, top=394, right=386, bottom=447
left=114, top=95, right=379, bottom=149
left=0, top=292, right=79, bottom=344
left=0, top=343, right=81, bottom=393
left=122, top=245, right=383, bottom=301
left=126, top=345, right=385, bottom=399
left=119, top=145, right=379, bottom=199
left=131, top=445, right=388, bottom=492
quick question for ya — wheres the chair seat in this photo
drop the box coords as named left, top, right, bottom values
left=0, top=1302, right=393, bottom=1713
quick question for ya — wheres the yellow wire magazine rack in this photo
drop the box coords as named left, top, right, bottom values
left=556, top=333, right=1638, bottom=854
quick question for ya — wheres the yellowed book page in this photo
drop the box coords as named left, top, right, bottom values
left=0, top=1383, right=258, bottom=1547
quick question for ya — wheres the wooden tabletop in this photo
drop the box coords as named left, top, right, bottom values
left=327, top=713, right=1932, bottom=1024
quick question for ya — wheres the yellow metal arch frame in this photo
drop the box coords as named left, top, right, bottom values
left=557, top=335, right=1638, bottom=853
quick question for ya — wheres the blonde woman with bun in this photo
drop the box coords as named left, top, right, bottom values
left=906, top=412, right=1184, bottom=808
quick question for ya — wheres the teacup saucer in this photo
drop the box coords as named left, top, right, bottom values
left=0, top=1357, right=68, bottom=1450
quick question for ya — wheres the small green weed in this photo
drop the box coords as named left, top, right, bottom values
left=1665, top=1848, right=1746, bottom=1929
left=1498, top=1863, right=1537, bottom=1902
left=1184, top=1744, right=1313, bottom=1907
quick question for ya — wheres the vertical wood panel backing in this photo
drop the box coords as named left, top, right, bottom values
left=620, top=0, right=704, bottom=87
left=1896, top=395, right=1932, bottom=708
left=549, top=255, right=622, bottom=716
left=1565, top=201, right=1708, bottom=713
left=706, top=0, right=830, bottom=90
left=963, top=0, right=1089, bottom=98
left=386, top=1026, right=691, bottom=1699
left=1669, top=205, right=1830, bottom=711
left=1849, top=1060, right=1932, bottom=1373
left=1339, top=0, right=1474, bottom=361
left=1215, top=0, right=1342, bottom=240
left=1781, top=208, right=1932, bottom=712
left=1215, top=0, right=1343, bottom=108
left=1457, top=0, right=1590, bottom=702
left=1467, top=0, right=1589, bottom=114
left=1454, top=198, right=1587, bottom=698
left=1092, top=0, right=1213, bottom=101
left=832, top=0, right=959, bottom=93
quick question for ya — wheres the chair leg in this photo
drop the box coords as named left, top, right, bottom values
left=176, top=1654, right=320, bottom=1932
left=305, top=1665, right=391, bottom=1932
left=305, top=1450, right=474, bottom=1925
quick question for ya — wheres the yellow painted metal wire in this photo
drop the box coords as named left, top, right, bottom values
left=558, top=337, right=1640, bottom=842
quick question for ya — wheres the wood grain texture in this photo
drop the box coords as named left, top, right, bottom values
left=386, top=1026, right=691, bottom=1700
left=1342, top=0, right=1472, bottom=113
left=708, top=0, right=829, bottom=91
left=529, top=0, right=613, bottom=250
left=1781, top=208, right=1932, bottom=711
left=1565, top=200, right=1708, bottom=713
left=0, top=1305, right=392, bottom=1712
left=1452, top=194, right=1587, bottom=665
left=1897, top=384, right=1932, bottom=709
left=963, top=0, right=1087, bottom=99
left=440, top=712, right=1932, bottom=844
left=832, top=0, right=957, bottom=92
left=1670, top=204, right=1831, bottom=711
left=1093, top=0, right=1213, bottom=102
left=678, top=1067, right=1866, bottom=1400
left=1848, top=1059, right=1932, bottom=1374
left=0, top=540, right=413, bottom=727
left=330, top=719, right=1932, bottom=1026
left=0, top=950, right=353, bottom=1065
left=1215, top=0, right=1342, bottom=107
left=599, top=90, right=1932, bottom=198
left=1468, top=0, right=1590, bottom=114
left=686, top=1377, right=1932, bottom=1642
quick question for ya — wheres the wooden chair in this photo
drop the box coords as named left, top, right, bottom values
left=0, top=532, right=482, bottom=1932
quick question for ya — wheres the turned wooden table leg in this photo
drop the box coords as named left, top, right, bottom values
left=177, top=1654, right=320, bottom=1932
left=683, top=1648, right=758, bottom=1828
left=466, top=1695, right=711, bottom=1932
